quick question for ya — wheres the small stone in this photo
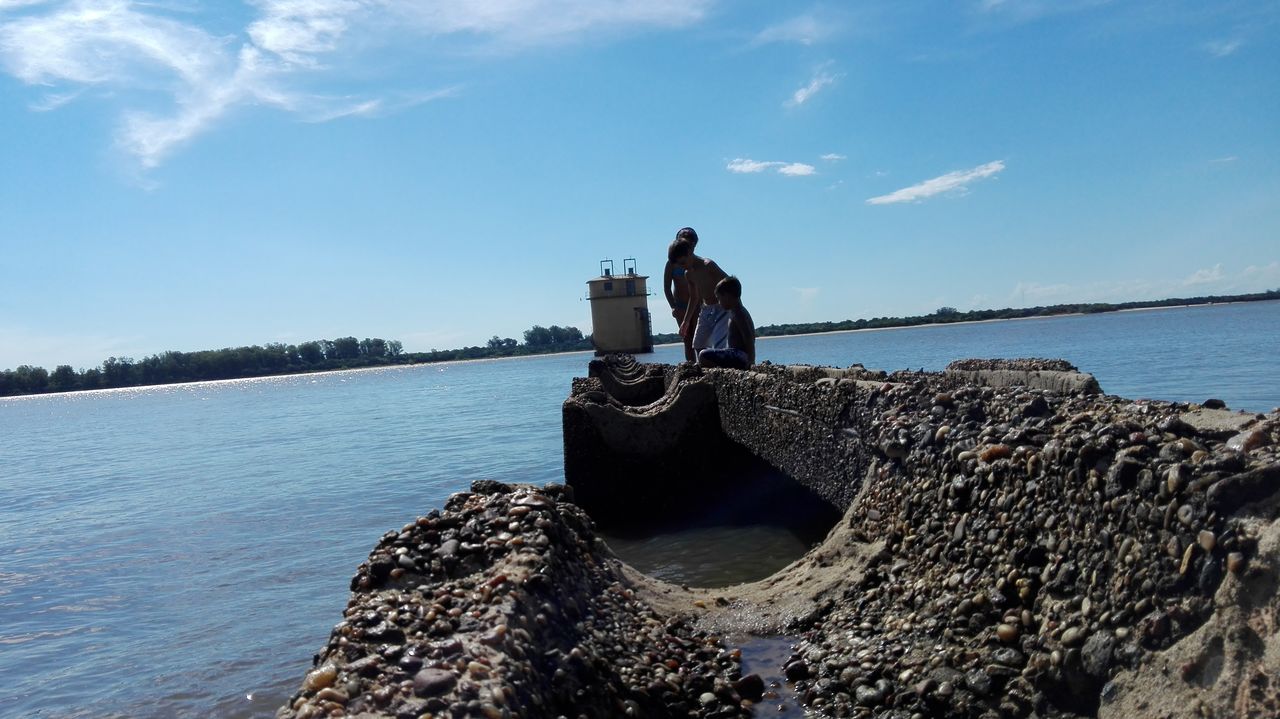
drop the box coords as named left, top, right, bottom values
left=699, top=692, right=717, bottom=707
left=1180, top=543, right=1197, bottom=576
left=784, top=660, right=809, bottom=681
left=854, top=684, right=884, bottom=706
left=1227, top=552, right=1245, bottom=573
left=997, top=623, right=1019, bottom=643
left=980, top=444, right=1013, bottom=462
left=733, top=674, right=765, bottom=702
left=1061, top=627, right=1086, bottom=648
left=315, top=687, right=347, bottom=704
left=1226, top=429, right=1268, bottom=452
left=965, top=669, right=993, bottom=696
left=413, top=668, right=457, bottom=698
left=1198, top=530, right=1216, bottom=552
left=304, top=664, right=337, bottom=691
left=1177, top=504, right=1195, bottom=527
left=915, top=678, right=938, bottom=696
left=992, top=648, right=1024, bottom=667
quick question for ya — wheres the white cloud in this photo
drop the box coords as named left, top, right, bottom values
left=727, top=158, right=781, bottom=173
left=866, top=160, right=1005, bottom=205
left=0, top=0, right=710, bottom=168
left=792, top=287, right=821, bottom=302
left=727, top=157, right=816, bottom=177
left=785, top=68, right=838, bottom=107
left=778, top=162, right=816, bottom=176
left=820, top=153, right=845, bottom=161
left=1183, top=264, right=1224, bottom=286
left=1210, top=155, right=1239, bottom=164
left=1204, top=38, right=1243, bottom=57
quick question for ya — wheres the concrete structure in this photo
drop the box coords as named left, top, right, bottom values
left=586, top=258, right=652, bottom=355
left=281, top=354, right=1280, bottom=719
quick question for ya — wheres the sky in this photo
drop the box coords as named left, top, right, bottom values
left=1, top=0, right=1277, bottom=371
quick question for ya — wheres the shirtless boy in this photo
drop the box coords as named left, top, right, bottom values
left=697, top=276, right=756, bottom=370
left=667, top=237, right=728, bottom=361
left=662, top=227, right=699, bottom=362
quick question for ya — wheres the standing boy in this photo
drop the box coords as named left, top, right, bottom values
left=667, top=237, right=729, bottom=361
left=697, top=276, right=755, bottom=370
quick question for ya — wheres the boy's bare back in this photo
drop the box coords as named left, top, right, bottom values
left=686, top=256, right=727, bottom=308
left=728, top=304, right=756, bottom=365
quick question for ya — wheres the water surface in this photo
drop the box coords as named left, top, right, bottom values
left=1, top=301, right=1276, bottom=717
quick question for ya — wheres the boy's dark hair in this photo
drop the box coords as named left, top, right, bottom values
left=715, top=275, right=742, bottom=298
left=668, top=237, right=694, bottom=263
left=676, top=227, right=699, bottom=245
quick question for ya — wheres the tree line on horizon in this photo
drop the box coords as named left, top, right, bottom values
left=4, top=289, right=1276, bottom=398
left=651, top=289, right=1280, bottom=345
left=0, top=326, right=591, bottom=398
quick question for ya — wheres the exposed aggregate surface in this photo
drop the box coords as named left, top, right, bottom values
left=282, top=358, right=1279, bottom=719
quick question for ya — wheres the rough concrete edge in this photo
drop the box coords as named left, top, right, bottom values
left=944, top=368, right=1102, bottom=395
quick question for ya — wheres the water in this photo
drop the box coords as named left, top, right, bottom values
left=0, top=302, right=1276, bottom=718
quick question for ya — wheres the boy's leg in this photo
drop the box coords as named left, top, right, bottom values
left=698, top=348, right=749, bottom=369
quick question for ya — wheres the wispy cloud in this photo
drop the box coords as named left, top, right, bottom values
left=28, top=87, right=82, bottom=111
left=866, top=160, right=1005, bottom=205
left=820, top=153, right=846, bottom=161
left=727, top=158, right=782, bottom=174
left=1006, top=262, right=1280, bottom=307
left=975, top=0, right=1111, bottom=24
left=753, top=13, right=834, bottom=46
left=1203, top=38, right=1243, bottom=57
left=785, top=65, right=839, bottom=107
left=0, top=1, right=710, bottom=168
left=1183, top=263, right=1224, bottom=286
left=792, top=287, right=821, bottom=302
left=1210, top=155, right=1239, bottom=164
left=0, top=324, right=141, bottom=372
left=1242, top=261, right=1280, bottom=286
left=727, top=157, right=816, bottom=177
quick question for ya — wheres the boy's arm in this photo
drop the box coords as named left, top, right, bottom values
left=739, top=307, right=756, bottom=365
left=662, top=261, right=676, bottom=308
left=681, top=278, right=701, bottom=335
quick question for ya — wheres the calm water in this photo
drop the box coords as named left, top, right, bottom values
left=1, top=302, right=1277, bottom=718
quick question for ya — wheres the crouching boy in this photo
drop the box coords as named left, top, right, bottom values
left=697, top=276, right=755, bottom=370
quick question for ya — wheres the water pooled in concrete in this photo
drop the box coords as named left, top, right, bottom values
left=602, top=523, right=811, bottom=587
left=598, top=455, right=839, bottom=587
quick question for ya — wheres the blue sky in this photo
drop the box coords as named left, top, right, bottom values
left=1, top=0, right=1277, bottom=371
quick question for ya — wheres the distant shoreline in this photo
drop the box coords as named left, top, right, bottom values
left=3, top=292, right=1277, bottom=399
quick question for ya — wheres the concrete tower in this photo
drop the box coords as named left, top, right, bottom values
left=587, top=258, right=653, bottom=355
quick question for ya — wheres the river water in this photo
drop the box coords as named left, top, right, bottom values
left=1, top=301, right=1276, bottom=718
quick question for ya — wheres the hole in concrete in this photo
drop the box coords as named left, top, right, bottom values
left=597, top=450, right=841, bottom=588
